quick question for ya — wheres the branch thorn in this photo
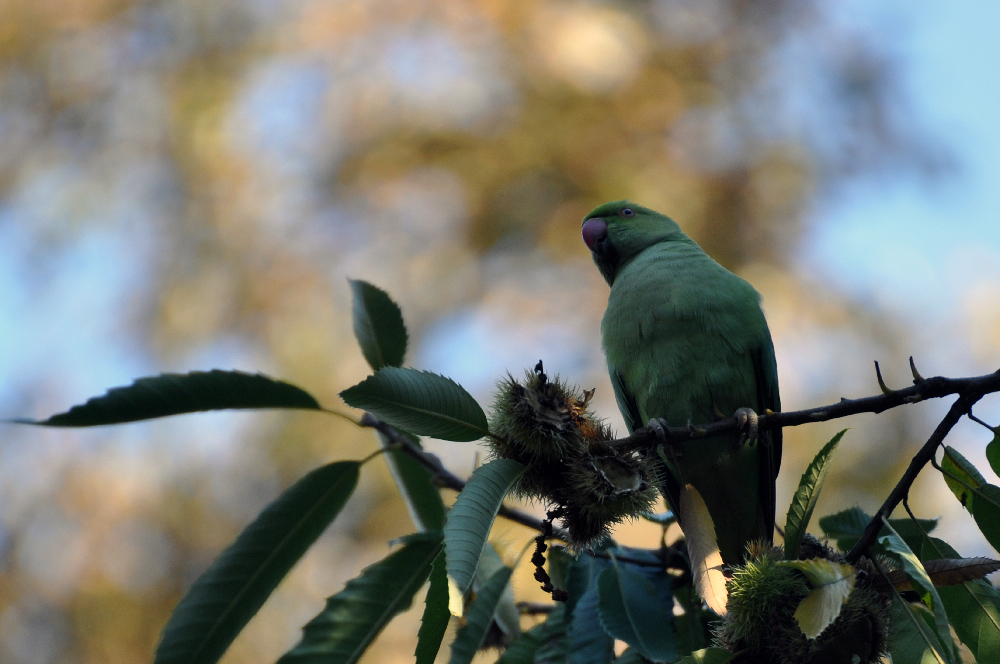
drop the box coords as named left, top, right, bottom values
left=875, top=361, right=894, bottom=395
left=909, top=356, right=925, bottom=383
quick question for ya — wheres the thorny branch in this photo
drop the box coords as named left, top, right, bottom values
left=363, top=363, right=1000, bottom=568
left=610, top=364, right=1000, bottom=451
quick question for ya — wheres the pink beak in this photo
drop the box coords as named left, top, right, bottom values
left=582, top=218, right=607, bottom=250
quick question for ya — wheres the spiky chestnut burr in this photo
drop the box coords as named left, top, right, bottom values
left=714, top=536, right=891, bottom=664
left=557, top=449, right=659, bottom=547
left=488, top=361, right=597, bottom=500
left=488, top=362, right=658, bottom=547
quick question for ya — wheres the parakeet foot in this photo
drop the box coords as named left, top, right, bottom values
left=647, top=417, right=670, bottom=442
left=733, top=407, right=759, bottom=445
left=647, top=418, right=674, bottom=455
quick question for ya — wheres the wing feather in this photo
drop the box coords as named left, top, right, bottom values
left=610, top=368, right=641, bottom=434
left=751, top=337, right=781, bottom=543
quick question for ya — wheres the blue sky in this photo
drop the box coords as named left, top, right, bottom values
left=806, top=1, right=1000, bottom=315
left=798, top=2, right=1000, bottom=555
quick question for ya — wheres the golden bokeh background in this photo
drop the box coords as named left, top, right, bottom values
left=1, top=1, right=996, bottom=662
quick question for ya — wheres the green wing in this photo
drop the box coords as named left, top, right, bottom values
left=610, top=337, right=782, bottom=547
left=751, top=337, right=782, bottom=543
left=611, top=366, right=684, bottom=520
left=610, top=368, right=641, bottom=434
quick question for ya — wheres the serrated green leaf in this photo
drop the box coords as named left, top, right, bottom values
left=340, top=367, right=489, bottom=442
left=818, top=506, right=870, bottom=542
left=818, top=507, right=937, bottom=554
left=350, top=279, right=408, bottom=370
left=613, top=546, right=674, bottom=607
left=568, top=576, right=614, bottom=664
left=495, top=635, right=542, bottom=664
left=784, top=430, right=844, bottom=560
left=940, top=446, right=1000, bottom=553
left=881, top=520, right=959, bottom=664
left=986, top=427, right=1000, bottom=479
left=547, top=545, right=575, bottom=594
left=495, top=629, right=543, bottom=664
left=377, top=429, right=446, bottom=532
left=476, top=543, right=520, bottom=639
left=939, top=579, right=1000, bottom=663
left=919, top=520, right=1000, bottom=662
left=917, top=535, right=961, bottom=561
left=564, top=550, right=606, bottom=620
left=886, top=516, right=940, bottom=548
left=278, top=531, right=443, bottom=664
left=673, top=585, right=711, bottom=655
left=534, top=604, right=571, bottom=664
left=920, top=526, right=1000, bottom=662
left=674, top=647, right=736, bottom=664
left=14, top=370, right=321, bottom=427
left=497, top=604, right=568, bottom=664
left=449, top=565, right=515, bottom=664
left=154, top=461, right=360, bottom=664
left=597, top=559, right=676, bottom=662
left=941, top=446, right=987, bottom=505
left=415, top=550, right=450, bottom=664
left=443, top=458, right=525, bottom=596
left=888, top=598, right=949, bottom=664
left=971, top=484, right=1000, bottom=552
left=777, top=559, right=856, bottom=639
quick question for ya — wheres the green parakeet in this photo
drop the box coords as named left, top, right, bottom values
left=582, top=200, right=781, bottom=570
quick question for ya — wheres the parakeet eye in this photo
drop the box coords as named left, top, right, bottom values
left=621, top=208, right=634, bottom=217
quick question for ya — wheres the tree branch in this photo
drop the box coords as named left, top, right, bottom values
left=610, top=366, right=1000, bottom=452
left=359, top=413, right=569, bottom=539
left=517, top=601, right=555, bottom=615
left=844, top=391, right=983, bottom=564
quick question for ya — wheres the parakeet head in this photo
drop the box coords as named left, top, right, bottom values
left=581, top=200, right=688, bottom=285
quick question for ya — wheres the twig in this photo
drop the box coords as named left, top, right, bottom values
left=610, top=368, right=1000, bottom=452
left=845, top=392, right=982, bottom=564
left=517, top=601, right=555, bottom=615
left=589, top=550, right=677, bottom=569
left=359, top=413, right=570, bottom=539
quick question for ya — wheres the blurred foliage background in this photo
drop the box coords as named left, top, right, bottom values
left=0, top=0, right=995, bottom=662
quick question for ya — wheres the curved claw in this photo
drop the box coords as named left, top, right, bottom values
left=647, top=418, right=669, bottom=442
left=647, top=417, right=689, bottom=454
left=733, top=407, right=759, bottom=446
